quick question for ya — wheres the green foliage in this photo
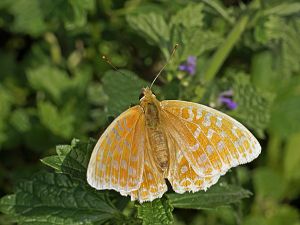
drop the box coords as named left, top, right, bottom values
left=1, top=0, right=300, bottom=224
left=167, top=183, right=251, bottom=210
left=137, top=198, right=173, bottom=225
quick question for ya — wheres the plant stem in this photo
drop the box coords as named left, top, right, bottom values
left=203, top=14, right=249, bottom=83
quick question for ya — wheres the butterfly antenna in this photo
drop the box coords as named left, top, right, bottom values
left=101, top=55, right=127, bottom=76
left=150, top=43, right=179, bottom=89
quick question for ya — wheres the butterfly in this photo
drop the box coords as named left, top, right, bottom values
left=87, top=46, right=261, bottom=203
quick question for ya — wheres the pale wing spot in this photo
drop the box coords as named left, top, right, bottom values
left=131, top=155, right=138, bottom=162
left=216, top=117, right=222, bottom=127
left=181, top=166, right=188, bottom=174
left=198, top=153, right=208, bottom=164
left=220, top=131, right=227, bottom=138
left=124, top=139, right=131, bottom=149
left=112, top=160, right=119, bottom=169
left=203, top=112, right=212, bottom=127
left=190, top=143, right=200, bottom=152
left=121, top=160, right=127, bottom=169
left=147, top=173, right=153, bottom=180
left=112, top=128, right=121, bottom=140
left=116, top=145, right=122, bottom=153
left=187, top=106, right=194, bottom=122
left=193, top=127, right=201, bottom=138
left=207, top=129, right=214, bottom=139
left=206, top=145, right=213, bottom=154
left=231, top=126, right=238, bottom=137
left=117, top=120, right=124, bottom=132
left=217, top=141, right=225, bottom=151
left=196, top=108, right=202, bottom=120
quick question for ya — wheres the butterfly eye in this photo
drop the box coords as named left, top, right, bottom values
left=139, top=92, right=144, bottom=100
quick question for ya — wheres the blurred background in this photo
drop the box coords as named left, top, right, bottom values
left=0, top=0, right=299, bottom=224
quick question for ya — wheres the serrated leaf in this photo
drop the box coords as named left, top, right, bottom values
left=102, top=70, right=150, bottom=116
left=0, top=172, right=119, bottom=225
left=40, top=156, right=63, bottom=172
left=41, top=139, right=95, bottom=181
left=137, top=198, right=173, bottom=225
left=170, top=3, right=204, bottom=28
left=167, top=183, right=252, bottom=210
left=127, top=12, right=170, bottom=53
left=223, top=71, right=273, bottom=138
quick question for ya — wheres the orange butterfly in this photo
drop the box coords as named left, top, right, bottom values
left=87, top=46, right=261, bottom=203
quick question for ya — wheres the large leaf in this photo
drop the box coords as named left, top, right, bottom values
left=167, top=183, right=252, bottom=210
left=0, top=172, right=120, bottom=225
left=102, top=70, right=150, bottom=116
left=137, top=198, right=173, bottom=225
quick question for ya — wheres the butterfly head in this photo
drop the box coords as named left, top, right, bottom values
left=139, top=87, right=159, bottom=107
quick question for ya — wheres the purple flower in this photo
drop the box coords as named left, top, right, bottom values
left=219, top=89, right=238, bottom=110
left=179, top=56, right=197, bottom=75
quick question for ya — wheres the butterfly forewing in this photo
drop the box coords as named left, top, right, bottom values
left=87, top=106, right=145, bottom=194
left=161, top=100, right=261, bottom=180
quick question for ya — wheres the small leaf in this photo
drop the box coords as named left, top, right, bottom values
left=167, top=183, right=252, bottom=210
left=102, top=70, right=149, bottom=116
left=137, top=198, right=173, bottom=225
left=41, top=138, right=96, bottom=181
left=27, top=65, right=71, bottom=103
left=37, top=101, right=75, bottom=139
left=0, top=172, right=119, bottom=225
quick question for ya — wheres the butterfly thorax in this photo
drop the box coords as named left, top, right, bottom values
left=140, top=87, right=170, bottom=174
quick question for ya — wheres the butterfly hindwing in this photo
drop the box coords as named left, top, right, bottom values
left=166, top=131, right=220, bottom=193
left=130, top=147, right=168, bottom=202
left=161, top=100, right=261, bottom=181
left=87, top=106, right=145, bottom=195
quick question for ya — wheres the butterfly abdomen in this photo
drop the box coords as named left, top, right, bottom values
left=148, top=128, right=169, bottom=173
left=143, top=101, right=169, bottom=174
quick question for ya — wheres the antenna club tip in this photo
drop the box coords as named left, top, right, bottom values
left=175, top=43, right=179, bottom=47
left=102, top=55, right=106, bottom=60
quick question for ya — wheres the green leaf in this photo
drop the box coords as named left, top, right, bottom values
left=127, top=12, right=170, bottom=54
left=0, top=172, right=119, bottom=225
left=270, top=76, right=300, bottom=136
left=263, top=2, right=300, bottom=16
left=170, top=3, right=204, bottom=28
left=284, top=133, right=300, bottom=181
left=137, top=198, right=173, bottom=225
left=253, top=167, right=286, bottom=201
left=41, top=139, right=95, bottom=181
left=37, top=101, right=75, bottom=139
left=224, top=71, right=273, bottom=138
left=27, top=65, right=71, bottom=103
left=9, top=0, right=46, bottom=36
left=167, top=183, right=252, bottom=210
left=102, top=70, right=150, bottom=116
left=251, top=51, right=281, bottom=93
